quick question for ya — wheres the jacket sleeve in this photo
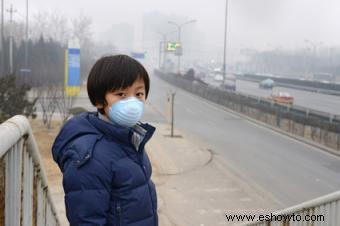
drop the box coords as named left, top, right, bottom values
left=62, top=155, right=111, bottom=226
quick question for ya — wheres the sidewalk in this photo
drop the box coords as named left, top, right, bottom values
left=146, top=123, right=280, bottom=226
left=33, top=103, right=281, bottom=226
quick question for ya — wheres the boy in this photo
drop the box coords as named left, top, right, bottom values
left=52, top=55, right=158, bottom=226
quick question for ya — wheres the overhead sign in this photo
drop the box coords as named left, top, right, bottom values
left=166, top=42, right=181, bottom=52
left=65, top=39, right=80, bottom=97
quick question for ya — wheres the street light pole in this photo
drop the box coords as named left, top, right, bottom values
left=158, top=40, right=162, bottom=69
left=7, top=4, right=16, bottom=75
left=222, top=0, right=229, bottom=84
left=157, top=30, right=177, bottom=71
left=168, top=19, right=196, bottom=74
left=177, top=25, right=181, bottom=75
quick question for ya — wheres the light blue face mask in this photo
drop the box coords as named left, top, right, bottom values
left=108, top=97, right=144, bottom=127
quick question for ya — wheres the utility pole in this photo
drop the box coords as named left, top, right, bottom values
left=222, top=0, right=229, bottom=85
left=25, top=0, right=28, bottom=69
left=177, top=27, right=181, bottom=74
left=6, top=4, right=16, bottom=75
left=0, top=0, right=4, bottom=76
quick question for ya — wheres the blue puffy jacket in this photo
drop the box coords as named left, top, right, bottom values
left=52, top=112, right=158, bottom=226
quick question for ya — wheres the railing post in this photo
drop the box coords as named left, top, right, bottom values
left=5, top=142, right=23, bottom=226
left=0, top=157, right=5, bottom=226
left=23, top=150, right=34, bottom=226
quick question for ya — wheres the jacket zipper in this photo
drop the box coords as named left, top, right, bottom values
left=138, top=152, right=157, bottom=226
left=116, top=201, right=122, bottom=226
left=135, top=127, right=157, bottom=226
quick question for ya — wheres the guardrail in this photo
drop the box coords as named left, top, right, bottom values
left=155, top=70, right=340, bottom=153
left=242, top=190, right=340, bottom=226
left=0, top=115, right=60, bottom=226
left=237, top=73, right=340, bottom=96
left=234, top=89, right=339, bottom=124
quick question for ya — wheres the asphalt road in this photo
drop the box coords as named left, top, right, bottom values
left=236, top=80, right=340, bottom=115
left=147, top=72, right=340, bottom=208
left=36, top=73, right=340, bottom=208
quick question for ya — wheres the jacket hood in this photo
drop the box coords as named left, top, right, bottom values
left=52, top=112, right=101, bottom=170
left=52, top=112, right=155, bottom=171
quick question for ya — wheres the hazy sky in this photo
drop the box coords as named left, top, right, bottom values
left=6, top=0, right=340, bottom=51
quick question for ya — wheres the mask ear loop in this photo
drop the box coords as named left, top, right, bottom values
left=96, top=99, right=108, bottom=115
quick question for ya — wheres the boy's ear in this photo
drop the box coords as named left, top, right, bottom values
left=95, top=102, right=104, bottom=109
left=95, top=100, right=107, bottom=110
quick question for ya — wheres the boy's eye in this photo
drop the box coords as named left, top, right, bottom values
left=136, top=92, right=145, bottom=97
left=116, top=93, right=125, bottom=97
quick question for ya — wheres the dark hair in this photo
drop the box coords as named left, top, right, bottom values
left=87, top=55, right=150, bottom=114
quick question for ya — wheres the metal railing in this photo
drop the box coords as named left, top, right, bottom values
left=0, top=115, right=60, bottom=226
left=242, top=190, right=340, bottom=226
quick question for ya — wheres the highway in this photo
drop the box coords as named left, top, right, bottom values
left=236, top=80, right=340, bottom=115
left=203, top=76, right=340, bottom=115
left=147, top=72, right=340, bottom=208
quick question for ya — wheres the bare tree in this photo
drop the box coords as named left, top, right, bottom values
left=30, top=12, right=71, bottom=44
left=3, top=21, right=25, bottom=43
left=56, top=85, right=75, bottom=123
left=36, top=84, right=59, bottom=129
left=35, top=83, right=77, bottom=128
left=30, top=12, right=50, bottom=41
left=48, top=13, right=70, bottom=44
left=71, top=14, right=92, bottom=47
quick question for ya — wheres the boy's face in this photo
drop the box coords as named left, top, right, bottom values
left=96, top=78, right=146, bottom=118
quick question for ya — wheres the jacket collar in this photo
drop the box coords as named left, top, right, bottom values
left=88, top=112, right=155, bottom=148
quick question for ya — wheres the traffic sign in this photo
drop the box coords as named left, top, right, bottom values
left=166, top=42, right=180, bottom=52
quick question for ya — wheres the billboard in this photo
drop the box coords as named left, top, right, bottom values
left=65, top=40, right=80, bottom=97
